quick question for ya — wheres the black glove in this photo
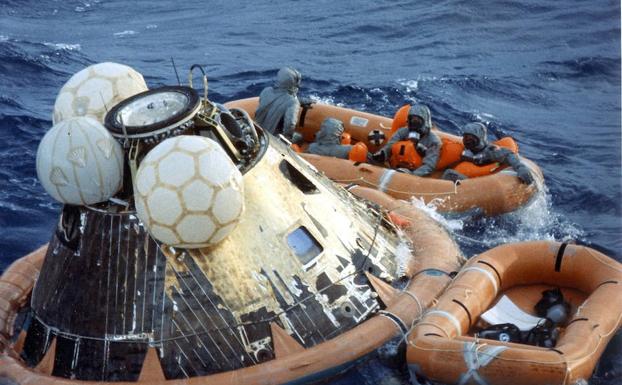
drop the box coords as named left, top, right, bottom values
left=291, top=132, right=304, bottom=145
left=442, top=169, right=467, bottom=182
left=517, top=167, right=534, bottom=184
left=298, top=97, right=313, bottom=108
left=371, top=151, right=386, bottom=163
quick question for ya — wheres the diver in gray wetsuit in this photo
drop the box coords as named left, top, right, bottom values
left=255, top=67, right=302, bottom=141
left=371, top=104, right=441, bottom=177
left=307, top=118, right=352, bottom=159
left=442, top=122, right=534, bottom=184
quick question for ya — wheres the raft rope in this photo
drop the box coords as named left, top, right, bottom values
left=403, top=291, right=424, bottom=317
left=407, top=306, right=622, bottom=372
left=378, top=310, right=409, bottom=337
left=456, top=267, right=499, bottom=293
left=330, top=175, right=461, bottom=196
left=457, top=341, right=508, bottom=385
left=421, top=310, right=463, bottom=337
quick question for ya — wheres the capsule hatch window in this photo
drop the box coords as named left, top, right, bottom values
left=287, top=226, right=323, bottom=265
left=279, top=160, right=318, bottom=194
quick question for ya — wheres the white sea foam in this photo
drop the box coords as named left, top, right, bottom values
left=114, top=30, right=138, bottom=38
left=394, top=241, right=412, bottom=277
left=401, top=185, right=583, bottom=255
left=455, top=188, right=583, bottom=251
left=44, top=42, right=81, bottom=51
left=308, top=94, right=343, bottom=107
left=473, top=111, right=496, bottom=122
left=408, top=196, right=464, bottom=232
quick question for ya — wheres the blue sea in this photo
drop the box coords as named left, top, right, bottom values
left=0, top=0, right=620, bottom=384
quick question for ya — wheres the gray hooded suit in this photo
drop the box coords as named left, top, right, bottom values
left=443, top=122, right=534, bottom=184
left=377, top=104, right=441, bottom=177
left=307, top=118, right=352, bottom=159
left=255, top=67, right=301, bottom=138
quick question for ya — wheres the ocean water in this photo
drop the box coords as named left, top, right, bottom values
left=0, top=0, right=620, bottom=384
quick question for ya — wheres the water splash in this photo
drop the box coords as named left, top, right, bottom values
left=455, top=188, right=584, bottom=256
left=308, top=94, right=342, bottom=107
left=407, top=196, right=464, bottom=232
left=397, top=79, right=419, bottom=93
left=403, top=187, right=583, bottom=257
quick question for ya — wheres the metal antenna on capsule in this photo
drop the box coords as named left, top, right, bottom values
left=171, top=57, right=181, bottom=85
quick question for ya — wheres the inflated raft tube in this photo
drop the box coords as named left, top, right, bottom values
left=0, top=190, right=463, bottom=385
left=406, top=241, right=622, bottom=385
left=301, top=154, right=541, bottom=216
left=225, top=98, right=544, bottom=216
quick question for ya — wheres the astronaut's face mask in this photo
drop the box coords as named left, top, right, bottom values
left=408, top=115, right=424, bottom=133
left=463, top=133, right=481, bottom=152
left=407, top=130, right=421, bottom=143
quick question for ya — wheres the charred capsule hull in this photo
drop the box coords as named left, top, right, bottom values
left=0, top=136, right=464, bottom=384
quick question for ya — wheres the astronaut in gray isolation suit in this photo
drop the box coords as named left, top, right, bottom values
left=307, top=118, right=352, bottom=159
left=442, top=122, right=534, bottom=184
left=255, top=67, right=301, bottom=140
left=371, top=104, right=441, bottom=177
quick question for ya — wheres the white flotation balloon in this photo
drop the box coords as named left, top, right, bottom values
left=135, top=135, right=244, bottom=248
left=53, top=62, right=148, bottom=124
left=36, top=117, right=124, bottom=205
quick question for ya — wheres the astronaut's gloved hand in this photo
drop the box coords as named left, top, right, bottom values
left=370, top=151, right=386, bottom=163
left=290, top=132, right=304, bottom=145
left=517, top=167, right=534, bottom=184
left=441, top=169, right=467, bottom=182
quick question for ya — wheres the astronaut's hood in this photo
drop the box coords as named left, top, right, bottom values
left=408, top=104, right=432, bottom=135
left=275, top=67, right=301, bottom=94
left=462, top=122, right=488, bottom=152
left=315, top=118, right=344, bottom=144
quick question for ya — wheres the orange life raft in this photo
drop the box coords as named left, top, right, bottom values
left=406, top=241, right=622, bottom=385
left=0, top=188, right=463, bottom=385
left=225, top=98, right=543, bottom=216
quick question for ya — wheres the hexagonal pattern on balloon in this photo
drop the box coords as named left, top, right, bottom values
left=150, top=225, right=180, bottom=245
left=182, top=180, right=214, bottom=211
left=212, top=187, right=244, bottom=225
left=198, top=151, right=235, bottom=187
left=147, top=187, right=182, bottom=226
left=158, top=151, right=195, bottom=187
left=136, top=165, right=156, bottom=196
left=53, top=62, right=148, bottom=124
left=176, top=215, right=216, bottom=245
left=134, top=135, right=245, bottom=249
left=36, top=117, right=124, bottom=205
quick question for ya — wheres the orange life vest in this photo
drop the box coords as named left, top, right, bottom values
left=389, top=141, right=422, bottom=169
left=348, top=142, right=368, bottom=162
left=453, top=137, right=519, bottom=177
left=389, top=137, right=464, bottom=171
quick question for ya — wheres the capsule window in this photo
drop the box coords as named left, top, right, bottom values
left=287, top=226, right=323, bottom=264
left=279, top=160, right=318, bottom=194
